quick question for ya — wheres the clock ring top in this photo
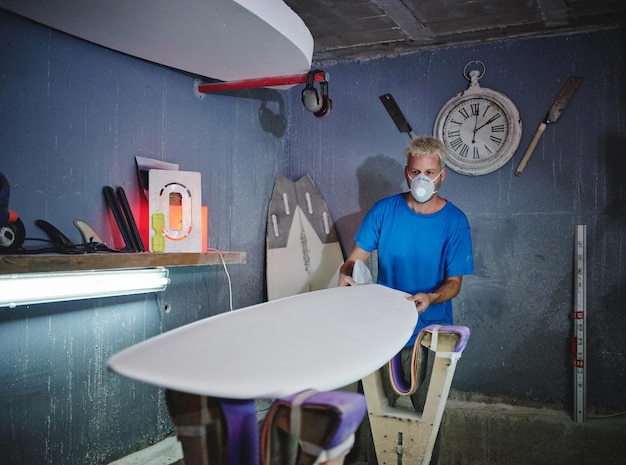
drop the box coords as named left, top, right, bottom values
left=463, top=60, right=485, bottom=82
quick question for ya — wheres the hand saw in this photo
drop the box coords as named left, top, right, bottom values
left=515, top=76, right=584, bottom=176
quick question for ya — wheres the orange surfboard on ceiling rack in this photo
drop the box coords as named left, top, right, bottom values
left=0, top=0, right=313, bottom=83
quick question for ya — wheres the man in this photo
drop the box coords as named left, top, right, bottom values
left=338, top=136, right=474, bottom=408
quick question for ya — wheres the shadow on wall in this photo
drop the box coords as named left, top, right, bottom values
left=334, top=154, right=404, bottom=257
left=590, top=133, right=626, bottom=411
left=604, top=134, right=626, bottom=222
left=258, top=96, right=287, bottom=138
left=201, top=85, right=287, bottom=138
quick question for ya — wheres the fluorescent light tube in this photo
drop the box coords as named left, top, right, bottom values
left=0, top=267, right=170, bottom=308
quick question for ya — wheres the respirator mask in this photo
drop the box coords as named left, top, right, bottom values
left=409, top=170, right=442, bottom=203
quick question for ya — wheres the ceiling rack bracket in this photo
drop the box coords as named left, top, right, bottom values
left=193, top=79, right=206, bottom=100
left=194, top=71, right=328, bottom=96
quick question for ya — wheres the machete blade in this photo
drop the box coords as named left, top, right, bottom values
left=379, top=93, right=417, bottom=139
left=545, top=76, right=584, bottom=124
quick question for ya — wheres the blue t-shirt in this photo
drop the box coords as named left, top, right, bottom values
left=355, top=194, right=474, bottom=346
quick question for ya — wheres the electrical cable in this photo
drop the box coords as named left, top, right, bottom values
left=207, top=248, right=233, bottom=312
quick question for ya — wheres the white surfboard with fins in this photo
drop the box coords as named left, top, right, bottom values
left=266, top=174, right=344, bottom=301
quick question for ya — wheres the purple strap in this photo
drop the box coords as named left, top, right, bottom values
left=389, top=324, right=471, bottom=396
left=281, top=390, right=367, bottom=449
left=261, top=389, right=366, bottom=463
left=445, top=325, right=471, bottom=353
left=220, top=399, right=259, bottom=465
left=389, top=352, right=408, bottom=394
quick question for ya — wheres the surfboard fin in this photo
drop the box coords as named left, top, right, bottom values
left=74, top=219, right=104, bottom=244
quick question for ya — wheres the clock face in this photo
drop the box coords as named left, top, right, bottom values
left=434, top=89, right=521, bottom=176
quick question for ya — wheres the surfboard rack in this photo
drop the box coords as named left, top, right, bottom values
left=194, top=71, right=328, bottom=96
left=166, top=388, right=366, bottom=465
left=362, top=325, right=470, bottom=465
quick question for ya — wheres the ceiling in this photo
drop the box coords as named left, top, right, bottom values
left=283, top=0, right=626, bottom=62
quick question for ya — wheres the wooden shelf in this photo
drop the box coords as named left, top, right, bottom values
left=0, top=252, right=246, bottom=275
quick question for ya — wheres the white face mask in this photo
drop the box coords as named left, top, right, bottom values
left=409, top=170, right=442, bottom=203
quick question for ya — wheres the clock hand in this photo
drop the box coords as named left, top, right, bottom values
left=474, top=113, right=501, bottom=133
left=471, top=112, right=479, bottom=143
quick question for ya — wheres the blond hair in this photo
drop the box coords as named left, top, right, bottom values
left=404, top=136, right=448, bottom=169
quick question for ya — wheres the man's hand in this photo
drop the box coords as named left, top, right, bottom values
left=338, top=273, right=357, bottom=287
left=408, top=276, right=463, bottom=313
left=409, top=292, right=433, bottom=313
left=338, top=246, right=371, bottom=287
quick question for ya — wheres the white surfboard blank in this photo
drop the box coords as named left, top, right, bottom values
left=108, top=284, right=416, bottom=398
left=0, top=0, right=313, bottom=82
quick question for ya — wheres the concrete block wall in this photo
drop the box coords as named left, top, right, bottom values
left=347, top=391, right=626, bottom=465
left=436, top=397, right=625, bottom=465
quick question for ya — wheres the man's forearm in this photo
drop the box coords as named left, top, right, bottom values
left=428, top=276, right=462, bottom=305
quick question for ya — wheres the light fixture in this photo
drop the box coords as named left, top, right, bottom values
left=0, top=267, right=170, bottom=308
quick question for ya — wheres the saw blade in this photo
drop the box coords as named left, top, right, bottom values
left=545, top=76, right=584, bottom=124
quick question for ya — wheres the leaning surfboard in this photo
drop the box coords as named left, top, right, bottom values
left=266, top=174, right=344, bottom=301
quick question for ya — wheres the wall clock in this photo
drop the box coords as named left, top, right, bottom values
left=433, top=61, right=522, bottom=176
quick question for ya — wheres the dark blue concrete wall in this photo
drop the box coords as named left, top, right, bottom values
left=1, top=7, right=625, bottom=464
left=0, top=9, right=289, bottom=464
left=295, top=31, right=626, bottom=412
